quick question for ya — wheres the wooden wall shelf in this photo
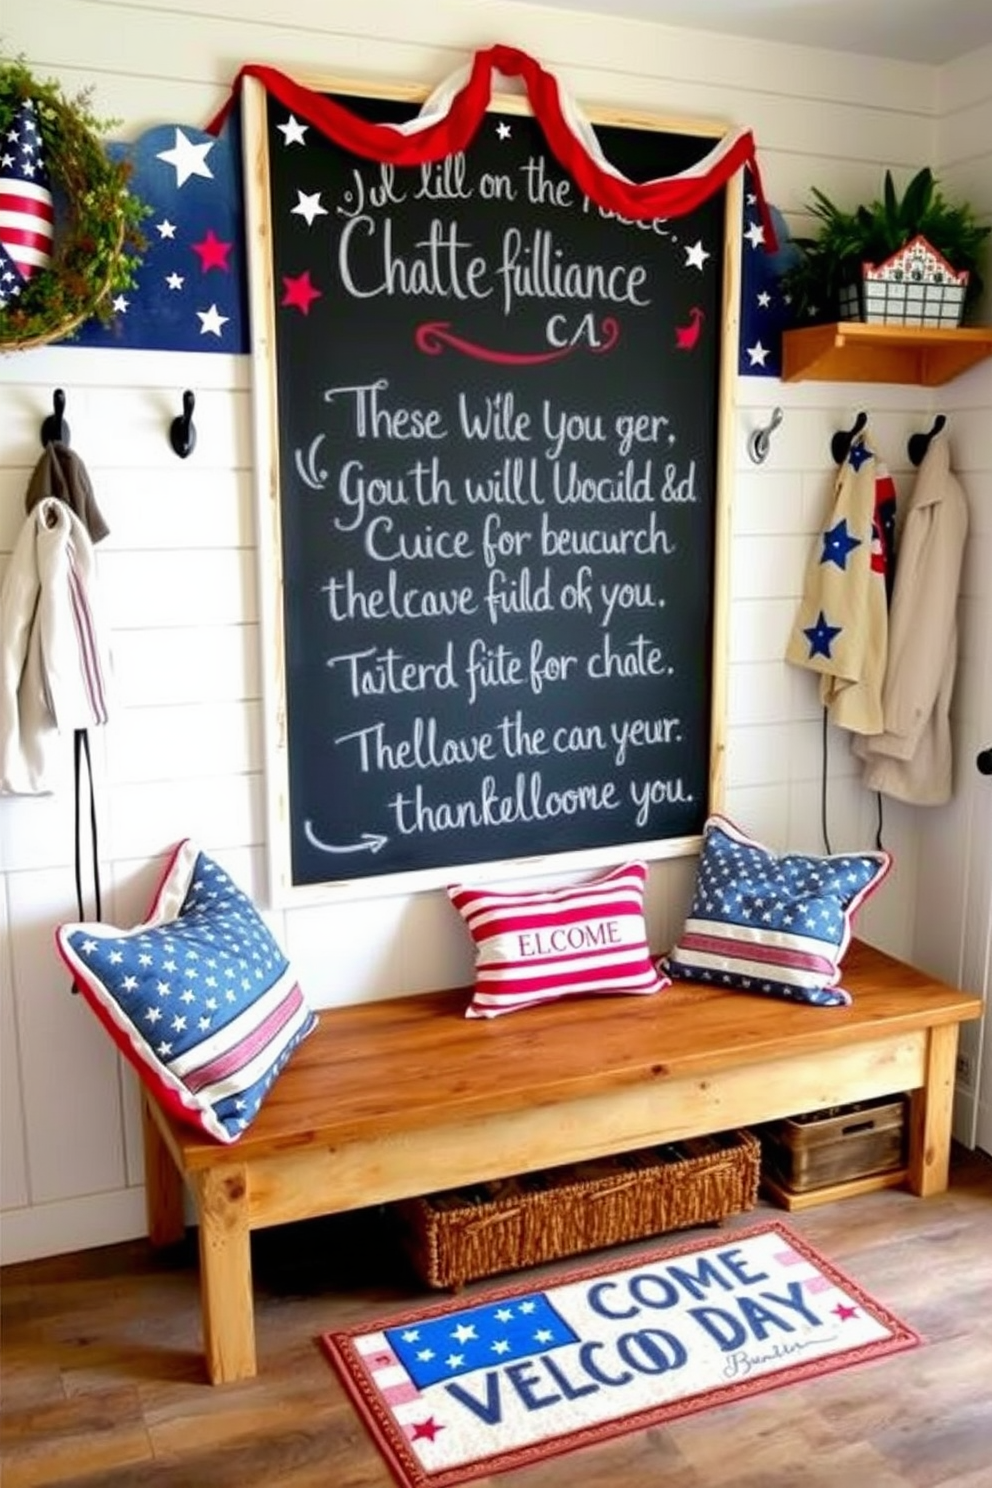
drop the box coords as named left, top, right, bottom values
left=782, top=322, right=992, bottom=387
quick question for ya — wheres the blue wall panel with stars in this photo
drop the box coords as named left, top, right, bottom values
left=68, top=116, right=249, bottom=353
left=64, top=131, right=791, bottom=371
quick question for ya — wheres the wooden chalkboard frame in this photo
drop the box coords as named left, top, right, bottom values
left=242, top=69, right=740, bottom=905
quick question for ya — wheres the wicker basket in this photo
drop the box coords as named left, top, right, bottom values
left=396, top=1129, right=761, bottom=1289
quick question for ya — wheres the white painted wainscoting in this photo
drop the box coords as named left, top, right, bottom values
left=1, top=0, right=989, bottom=1262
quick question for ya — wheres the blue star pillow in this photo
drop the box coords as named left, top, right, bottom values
left=56, top=841, right=317, bottom=1142
left=661, top=816, right=891, bottom=1006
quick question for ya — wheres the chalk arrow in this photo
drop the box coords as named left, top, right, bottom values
left=295, top=434, right=328, bottom=490
left=303, top=821, right=388, bottom=855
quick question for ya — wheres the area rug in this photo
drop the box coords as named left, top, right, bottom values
left=321, top=1220, right=919, bottom=1488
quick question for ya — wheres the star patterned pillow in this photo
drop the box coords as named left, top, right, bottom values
left=56, top=840, right=317, bottom=1142
left=660, top=815, right=891, bottom=1006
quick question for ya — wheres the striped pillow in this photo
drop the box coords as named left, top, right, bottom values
left=661, top=815, right=891, bottom=1006
left=448, top=861, right=668, bottom=1020
left=56, top=840, right=317, bottom=1143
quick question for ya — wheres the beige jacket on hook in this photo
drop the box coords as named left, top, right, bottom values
left=855, top=432, right=968, bottom=805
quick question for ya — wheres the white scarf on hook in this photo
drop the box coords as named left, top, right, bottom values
left=0, top=498, right=111, bottom=795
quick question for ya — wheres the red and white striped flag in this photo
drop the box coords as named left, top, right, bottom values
left=0, top=98, right=55, bottom=281
left=209, top=46, right=777, bottom=245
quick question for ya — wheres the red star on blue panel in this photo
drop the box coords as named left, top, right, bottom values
left=820, top=518, right=862, bottom=570
left=803, top=610, right=843, bottom=659
left=192, top=229, right=233, bottom=272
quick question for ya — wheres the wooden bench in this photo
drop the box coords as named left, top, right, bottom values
left=142, top=938, right=982, bottom=1384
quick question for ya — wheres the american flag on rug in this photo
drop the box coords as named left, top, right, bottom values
left=0, top=98, right=54, bottom=307
left=385, top=1294, right=579, bottom=1389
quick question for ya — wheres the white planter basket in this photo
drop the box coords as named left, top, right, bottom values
left=840, top=234, right=968, bottom=327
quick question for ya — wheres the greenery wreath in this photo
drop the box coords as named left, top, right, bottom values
left=0, top=59, right=148, bottom=352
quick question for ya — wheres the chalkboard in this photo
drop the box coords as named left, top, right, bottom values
left=242, top=75, right=737, bottom=898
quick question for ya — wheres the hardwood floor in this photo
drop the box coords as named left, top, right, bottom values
left=3, top=1145, right=991, bottom=1488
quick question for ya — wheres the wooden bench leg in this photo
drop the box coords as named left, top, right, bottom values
left=141, top=1095, right=187, bottom=1248
left=193, top=1163, right=256, bottom=1384
left=906, top=1024, right=959, bottom=1197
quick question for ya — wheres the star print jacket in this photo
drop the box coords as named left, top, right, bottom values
left=0, top=498, right=111, bottom=795
left=785, top=439, right=894, bottom=735
left=854, top=433, right=968, bottom=805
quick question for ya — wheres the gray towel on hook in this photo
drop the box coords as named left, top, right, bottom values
left=25, top=441, right=110, bottom=544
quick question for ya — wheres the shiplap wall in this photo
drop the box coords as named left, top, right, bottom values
left=920, top=47, right=992, bottom=1148
left=0, top=0, right=981, bottom=1263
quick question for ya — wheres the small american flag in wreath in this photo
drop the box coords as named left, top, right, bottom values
left=0, top=98, right=54, bottom=308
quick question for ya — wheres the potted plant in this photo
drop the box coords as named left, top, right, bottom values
left=782, top=167, right=990, bottom=327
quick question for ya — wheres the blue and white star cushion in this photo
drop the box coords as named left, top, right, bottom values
left=661, top=816, right=891, bottom=1006
left=56, top=840, right=317, bottom=1142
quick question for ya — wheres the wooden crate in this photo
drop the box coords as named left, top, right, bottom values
left=395, top=1129, right=761, bottom=1290
left=760, top=1097, right=907, bottom=1196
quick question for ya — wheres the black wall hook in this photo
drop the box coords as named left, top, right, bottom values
left=908, top=413, right=946, bottom=467
left=169, top=389, right=197, bottom=459
left=41, top=388, right=70, bottom=448
left=831, top=410, right=868, bottom=465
